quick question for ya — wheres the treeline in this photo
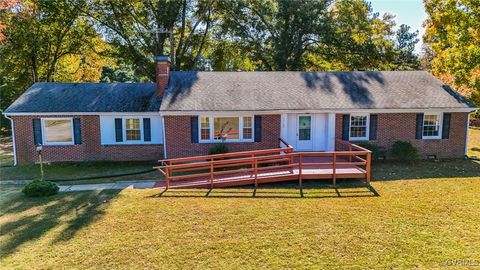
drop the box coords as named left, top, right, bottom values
left=0, top=0, right=478, bottom=120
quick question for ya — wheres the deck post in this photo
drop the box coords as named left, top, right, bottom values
left=210, top=158, right=214, bottom=189
left=332, top=152, right=336, bottom=186
left=254, top=157, right=258, bottom=188
left=298, top=154, right=303, bottom=188
left=366, top=152, right=371, bottom=185
left=165, top=165, right=170, bottom=189
left=348, top=144, right=352, bottom=162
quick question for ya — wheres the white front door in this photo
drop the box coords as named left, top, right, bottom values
left=296, top=115, right=313, bottom=151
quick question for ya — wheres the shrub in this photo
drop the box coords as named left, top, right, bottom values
left=391, top=141, right=418, bottom=162
left=357, top=142, right=383, bottom=161
left=22, top=180, right=59, bottom=197
left=208, top=144, right=229, bottom=155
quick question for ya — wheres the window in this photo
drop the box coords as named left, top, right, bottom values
left=214, top=117, right=239, bottom=140
left=126, top=118, right=141, bottom=141
left=349, top=114, right=369, bottom=140
left=298, top=116, right=311, bottom=140
left=243, top=117, right=253, bottom=139
left=43, top=118, right=73, bottom=145
left=200, top=117, right=210, bottom=140
left=199, top=116, right=254, bottom=142
left=423, top=114, right=441, bottom=139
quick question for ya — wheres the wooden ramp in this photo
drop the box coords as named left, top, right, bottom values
left=154, top=139, right=371, bottom=189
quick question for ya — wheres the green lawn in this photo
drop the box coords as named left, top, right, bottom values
left=0, top=160, right=163, bottom=184
left=0, top=136, right=14, bottom=167
left=1, top=173, right=480, bottom=269
left=468, top=127, right=479, bottom=157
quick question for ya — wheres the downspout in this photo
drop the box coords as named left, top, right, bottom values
left=3, top=114, right=17, bottom=166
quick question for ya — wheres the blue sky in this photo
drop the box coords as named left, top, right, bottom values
left=368, top=0, right=427, bottom=53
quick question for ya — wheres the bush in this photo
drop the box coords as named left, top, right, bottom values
left=22, top=180, right=59, bottom=197
left=357, top=142, right=383, bottom=161
left=208, top=144, right=229, bottom=155
left=391, top=141, right=418, bottom=162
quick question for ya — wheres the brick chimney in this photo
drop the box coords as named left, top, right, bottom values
left=155, top=56, right=170, bottom=96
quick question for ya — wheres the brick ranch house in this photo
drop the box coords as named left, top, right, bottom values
left=4, top=56, right=477, bottom=165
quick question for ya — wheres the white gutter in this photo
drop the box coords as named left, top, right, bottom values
left=160, top=108, right=476, bottom=116
left=3, top=112, right=162, bottom=116
left=3, top=114, right=17, bottom=166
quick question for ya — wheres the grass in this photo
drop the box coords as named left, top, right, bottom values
left=0, top=128, right=479, bottom=268
left=0, top=136, right=14, bottom=167
left=467, top=127, right=480, bottom=157
left=1, top=174, right=480, bottom=269
left=0, top=160, right=163, bottom=184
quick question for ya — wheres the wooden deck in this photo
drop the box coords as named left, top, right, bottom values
left=154, top=139, right=371, bottom=189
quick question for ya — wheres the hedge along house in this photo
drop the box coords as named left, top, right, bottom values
left=4, top=56, right=477, bottom=165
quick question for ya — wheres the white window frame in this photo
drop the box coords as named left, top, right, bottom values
left=199, top=116, right=211, bottom=141
left=199, top=115, right=254, bottom=143
left=41, top=117, right=74, bottom=146
left=349, top=113, right=370, bottom=141
left=124, top=117, right=143, bottom=142
left=422, top=113, right=443, bottom=140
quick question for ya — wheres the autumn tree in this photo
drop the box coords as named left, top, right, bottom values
left=423, top=0, right=480, bottom=106
left=0, top=0, right=111, bottom=124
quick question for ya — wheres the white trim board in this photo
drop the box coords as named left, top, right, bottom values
left=3, top=112, right=162, bottom=116
left=3, top=108, right=476, bottom=117
left=159, top=108, right=476, bottom=115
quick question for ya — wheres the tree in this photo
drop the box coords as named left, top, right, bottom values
left=393, top=24, right=419, bottom=70
left=304, top=0, right=398, bottom=71
left=423, top=0, right=480, bottom=105
left=88, top=0, right=218, bottom=78
left=216, top=0, right=332, bottom=71
left=419, top=44, right=435, bottom=70
left=0, top=0, right=111, bottom=127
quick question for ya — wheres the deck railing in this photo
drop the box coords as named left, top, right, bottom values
left=154, top=138, right=371, bottom=189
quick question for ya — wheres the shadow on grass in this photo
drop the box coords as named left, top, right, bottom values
left=371, top=159, right=480, bottom=181
left=0, top=189, right=120, bottom=258
left=148, top=179, right=380, bottom=199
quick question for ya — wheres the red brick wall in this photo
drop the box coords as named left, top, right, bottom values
left=164, top=115, right=281, bottom=158
left=335, top=112, right=469, bottom=159
left=12, top=115, right=163, bottom=164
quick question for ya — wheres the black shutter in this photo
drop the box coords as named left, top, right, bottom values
left=73, top=118, right=82, bottom=144
left=254, top=115, right=262, bottom=142
left=33, top=119, right=42, bottom=145
left=342, top=114, right=350, bottom=141
left=415, top=113, right=424, bottom=139
left=143, top=118, right=151, bottom=141
left=115, top=118, right=123, bottom=142
left=369, top=114, right=378, bottom=140
left=442, top=113, right=451, bottom=139
left=191, top=116, right=199, bottom=143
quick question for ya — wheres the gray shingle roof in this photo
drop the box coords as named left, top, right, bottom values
left=5, top=71, right=475, bottom=114
left=5, top=82, right=160, bottom=113
left=160, top=71, right=475, bottom=111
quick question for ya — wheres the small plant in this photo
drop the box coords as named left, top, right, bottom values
left=22, top=180, right=59, bottom=197
left=208, top=144, right=229, bottom=155
left=357, top=142, right=383, bottom=161
left=391, top=141, right=418, bottom=162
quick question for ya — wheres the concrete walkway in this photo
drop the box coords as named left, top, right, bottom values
left=59, top=181, right=158, bottom=192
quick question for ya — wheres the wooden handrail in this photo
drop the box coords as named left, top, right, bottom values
left=154, top=144, right=372, bottom=187
left=158, top=147, right=292, bottom=164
